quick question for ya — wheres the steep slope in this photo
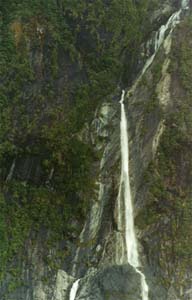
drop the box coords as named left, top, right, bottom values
left=69, top=2, right=192, bottom=300
left=0, top=0, right=192, bottom=300
left=0, top=1, right=160, bottom=299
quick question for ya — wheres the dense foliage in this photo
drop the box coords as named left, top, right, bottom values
left=0, top=0, right=157, bottom=292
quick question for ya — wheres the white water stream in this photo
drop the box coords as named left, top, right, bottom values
left=128, top=0, right=189, bottom=97
left=117, top=2, right=189, bottom=299
left=119, top=90, right=149, bottom=300
left=69, top=279, right=80, bottom=300
left=69, top=1, right=189, bottom=299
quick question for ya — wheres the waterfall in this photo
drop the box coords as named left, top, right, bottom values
left=141, top=10, right=181, bottom=75
left=69, top=1, right=190, bottom=299
left=118, top=90, right=149, bottom=300
left=143, top=0, right=190, bottom=74
left=116, top=1, right=189, bottom=299
left=128, top=0, right=189, bottom=98
left=69, top=279, right=80, bottom=300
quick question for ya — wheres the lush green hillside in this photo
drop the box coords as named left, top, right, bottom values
left=0, top=0, right=153, bottom=293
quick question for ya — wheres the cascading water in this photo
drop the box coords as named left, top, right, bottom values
left=69, top=279, right=80, bottom=300
left=116, top=3, right=190, bottom=298
left=69, top=1, right=190, bottom=299
left=128, top=0, right=190, bottom=97
left=118, top=90, right=149, bottom=300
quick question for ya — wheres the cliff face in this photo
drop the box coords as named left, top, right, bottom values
left=0, top=1, right=192, bottom=300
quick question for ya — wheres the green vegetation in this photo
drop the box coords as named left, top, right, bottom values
left=0, top=181, right=81, bottom=274
left=0, top=0, right=160, bottom=293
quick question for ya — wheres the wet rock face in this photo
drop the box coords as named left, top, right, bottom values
left=75, top=265, right=141, bottom=300
left=129, top=11, right=192, bottom=300
left=70, top=100, right=121, bottom=278
left=72, top=7, right=192, bottom=300
left=53, top=270, right=74, bottom=300
left=69, top=6, right=192, bottom=300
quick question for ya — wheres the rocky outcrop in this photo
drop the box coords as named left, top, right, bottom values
left=75, top=265, right=141, bottom=300
left=53, top=270, right=74, bottom=300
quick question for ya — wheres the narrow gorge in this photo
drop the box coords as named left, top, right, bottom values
left=0, top=0, right=192, bottom=299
